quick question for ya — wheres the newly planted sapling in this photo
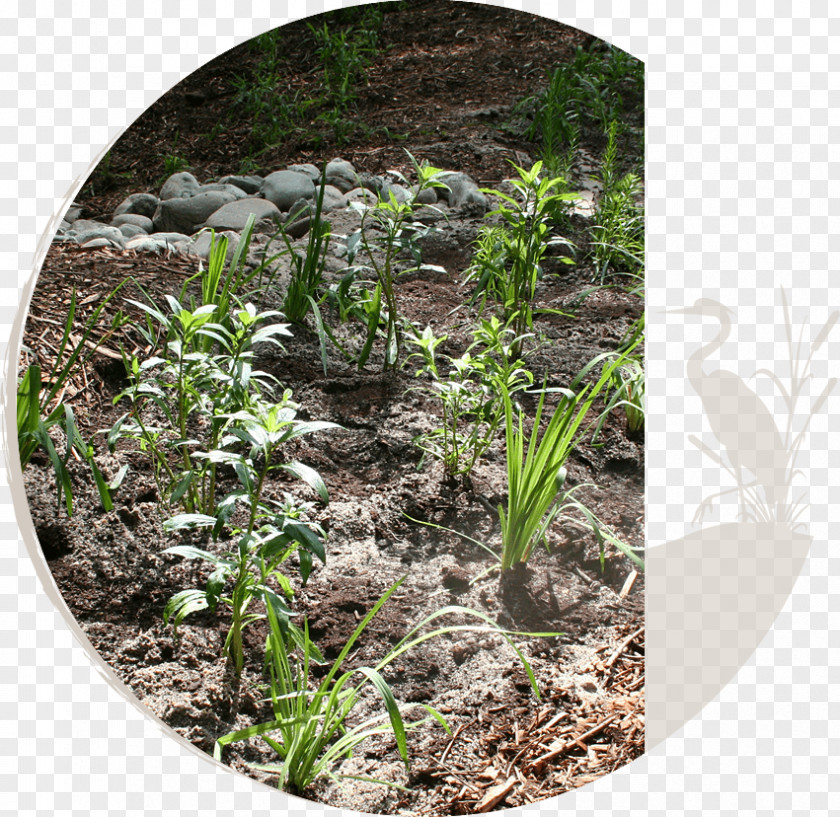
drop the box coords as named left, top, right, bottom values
left=108, top=296, right=291, bottom=515
left=280, top=169, right=332, bottom=325
left=18, top=282, right=131, bottom=515
left=405, top=317, right=533, bottom=481
left=341, top=151, right=450, bottom=369
left=590, top=120, right=644, bottom=283
left=467, top=161, right=578, bottom=358
left=163, top=392, right=340, bottom=677
left=498, top=337, right=640, bottom=572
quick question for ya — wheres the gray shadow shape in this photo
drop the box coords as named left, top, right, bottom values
left=647, top=521, right=811, bottom=749
left=650, top=291, right=835, bottom=749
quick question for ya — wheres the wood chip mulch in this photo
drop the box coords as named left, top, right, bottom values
left=399, top=626, right=644, bottom=814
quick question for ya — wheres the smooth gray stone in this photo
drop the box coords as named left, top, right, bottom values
left=199, top=182, right=249, bottom=200
left=319, top=184, right=348, bottom=212
left=346, top=187, right=379, bottom=206
left=437, top=172, right=487, bottom=214
left=218, top=174, right=264, bottom=194
left=64, top=205, right=84, bottom=223
left=152, top=190, right=238, bottom=234
left=124, top=234, right=189, bottom=254
left=261, top=170, right=316, bottom=211
left=203, top=198, right=283, bottom=231
left=286, top=197, right=313, bottom=222
left=159, top=171, right=201, bottom=200
left=187, top=230, right=240, bottom=261
left=113, top=192, right=159, bottom=219
left=118, top=223, right=149, bottom=239
left=379, top=182, right=410, bottom=205
left=73, top=225, right=126, bottom=248
left=111, top=213, right=154, bottom=232
left=357, top=172, right=384, bottom=193
left=413, top=185, right=438, bottom=205
left=68, top=218, right=107, bottom=234
left=284, top=216, right=311, bottom=239
left=287, top=163, right=321, bottom=181
left=80, top=238, right=114, bottom=249
left=325, top=158, right=358, bottom=193
left=147, top=232, right=192, bottom=243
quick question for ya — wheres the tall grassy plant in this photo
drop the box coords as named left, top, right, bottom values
left=281, top=170, right=331, bottom=325
left=18, top=282, right=130, bottom=514
left=498, top=342, right=637, bottom=571
left=215, top=576, right=555, bottom=794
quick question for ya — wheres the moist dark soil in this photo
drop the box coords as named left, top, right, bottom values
left=22, top=2, right=644, bottom=813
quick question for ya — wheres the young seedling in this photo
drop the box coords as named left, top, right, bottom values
left=108, top=297, right=291, bottom=515
left=163, top=392, right=340, bottom=677
left=405, top=317, right=533, bottom=482
left=468, top=161, right=578, bottom=358
left=341, top=151, right=450, bottom=370
left=18, top=282, right=131, bottom=515
left=498, top=337, right=641, bottom=572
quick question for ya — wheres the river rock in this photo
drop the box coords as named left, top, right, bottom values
left=198, top=182, right=249, bottom=200
left=287, top=163, right=322, bottom=181
left=413, top=185, right=439, bottom=205
left=325, top=159, right=358, bottom=193
left=346, top=187, right=379, bottom=206
left=111, top=213, right=154, bottom=232
left=261, top=170, right=316, bottom=211
left=113, top=193, right=159, bottom=219
left=124, top=233, right=191, bottom=254
left=73, top=224, right=126, bottom=248
left=64, top=205, right=84, bottom=224
left=68, top=219, right=108, bottom=234
left=152, top=190, right=238, bottom=234
left=437, top=172, right=487, bottom=214
left=80, top=238, right=114, bottom=250
left=203, top=198, right=282, bottom=231
left=380, top=182, right=411, bottom=205
left=159, top=171, right=201, bottom=200
left=218, top=174, right=264, bottom=195
left=320, top=184, right=349, bottom=212
left=357, top=172, right=384, bottom=194
left=118, top=223, right=150, bottom=239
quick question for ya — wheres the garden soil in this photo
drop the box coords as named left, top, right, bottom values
left=20, top=2, right=645, bottom=813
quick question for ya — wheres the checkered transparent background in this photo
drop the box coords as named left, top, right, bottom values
left=3, top=1, right=839, bottom=815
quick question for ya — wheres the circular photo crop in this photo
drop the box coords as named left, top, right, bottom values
left=16, top=2, right=645, bottom=812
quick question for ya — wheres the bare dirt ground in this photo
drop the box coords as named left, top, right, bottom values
left=21, top=2, right=645, bottom=813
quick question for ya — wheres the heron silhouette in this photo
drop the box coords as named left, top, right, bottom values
left=671, top=299, right=787, bottom=522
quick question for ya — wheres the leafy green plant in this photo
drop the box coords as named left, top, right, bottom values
left=468, top=161, right=578, bottom=358
left=178, top=215, right=271, bottom=352
left=341, top=152, right=449, bottom=369
left=498, top=338, right=640, bottom=572
left=309, top=11, right=379, bottom=112
left=18, top=283, right=130, bottom=515
left=590, top=121, right=644, bottom=283
left=108, top=298, right=291, bottom=515
left=214, top=576, right=555, bottom=794
left=405, top=317, right=533, bottom=481
left=514, top=43, right=644, bottom=147
left=162, top=393, right=339, bottom=676
left=81, top=150, right=134, bottom=197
